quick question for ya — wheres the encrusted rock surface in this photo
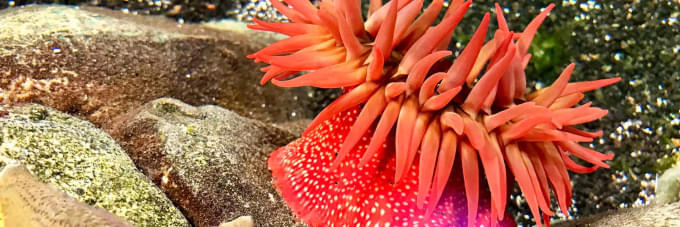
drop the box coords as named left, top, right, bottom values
left=0, top=5, right=325, bottom=130
left=110, top=98, right=304, bottom=227
left=0, top=103, right=189, bottom=226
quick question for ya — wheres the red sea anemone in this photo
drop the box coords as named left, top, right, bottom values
left=248, top=0, right=621, bottom=226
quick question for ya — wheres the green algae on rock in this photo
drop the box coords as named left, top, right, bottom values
left=110, top=98, right=304, bottom=227
left=0, top=104, right=189, bottom=227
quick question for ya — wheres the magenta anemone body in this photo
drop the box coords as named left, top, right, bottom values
left=248, top=0, right=620, bottom=226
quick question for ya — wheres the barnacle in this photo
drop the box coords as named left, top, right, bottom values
left=249, top=0, right=620, bottom=226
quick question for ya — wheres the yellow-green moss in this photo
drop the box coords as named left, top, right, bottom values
left=0, top=104, right=189, bottom=227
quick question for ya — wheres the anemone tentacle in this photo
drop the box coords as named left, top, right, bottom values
left=250, top=0, right=620, bottom=226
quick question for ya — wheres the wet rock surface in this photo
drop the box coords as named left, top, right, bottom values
left=110, top=98, right=303, bottom=227
left=0, top=5, right=325, bottom=130
left=0, top=103, right=189, bottom=226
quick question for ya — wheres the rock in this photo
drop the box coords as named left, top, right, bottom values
left=0, top=163, right=134, bottom=227
left=109, top=98, right=303, bottom=227
left=552, top=201, right=680, bottom=227
left=656, top=163, right=680, bottom=204
left=0, top=5, right=326, bottom=130
left=0, top=103, right=189, bottom=226
left=1, top=1, right=241, bottom=23
left=271, top=118, right=313, bottom=137
left=219, top=216, right=254, bottom=227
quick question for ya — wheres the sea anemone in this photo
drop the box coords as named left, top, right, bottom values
left=248, top=0, right=620, bottom=226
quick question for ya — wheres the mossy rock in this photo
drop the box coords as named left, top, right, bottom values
left=0, top=103, right=189, bottom=226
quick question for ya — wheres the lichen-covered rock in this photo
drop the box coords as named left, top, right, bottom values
left=110, top=98, right=304, bottom=227
left=0, top=5, right=327, bottom=130
left=0, top=164, right=134, bottom=227
left=0, top=104, right=189, bottom=226
left=656, top=163, right=680, bottom=204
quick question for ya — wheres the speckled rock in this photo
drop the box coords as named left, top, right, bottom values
left=0, top=103, right=189, bottom=226
left=656, top=163, right=680, bottom=205
left=0, top=4, right=327, bottom=130
left=109, top=98, right=304, bottom=227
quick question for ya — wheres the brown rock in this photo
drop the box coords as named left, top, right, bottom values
left=110, top=98, right=305, bottom=227
left=0, top=5, right=322, bottom=132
